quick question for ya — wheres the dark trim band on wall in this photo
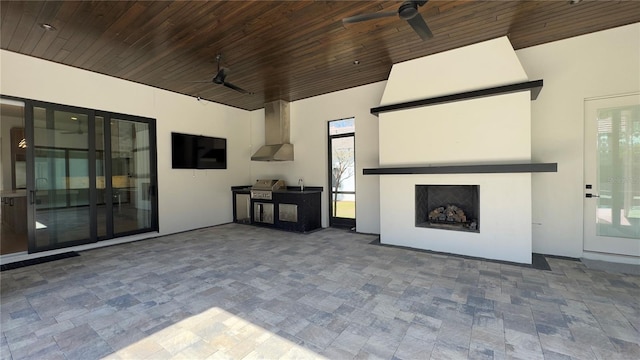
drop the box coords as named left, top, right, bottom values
left=370, top=79, right=543, bottom=116
left=363, top=163, right=557, bottom=175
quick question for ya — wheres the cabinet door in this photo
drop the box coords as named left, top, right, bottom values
left=278, top=203, right=298, bottom=222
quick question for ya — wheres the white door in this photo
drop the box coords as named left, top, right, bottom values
left=583, top=93, right=640, bottom=258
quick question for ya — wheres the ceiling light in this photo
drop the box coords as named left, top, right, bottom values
left=353, top=60, right=360, bottom=65
left=71, top=116, right=78, bottom=120
left=568, top=0, right=582, bottom=4
left=40, top=23, right=56, bottom=31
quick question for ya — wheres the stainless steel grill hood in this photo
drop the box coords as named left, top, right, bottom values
left=251, top=100, right=294, bottom=161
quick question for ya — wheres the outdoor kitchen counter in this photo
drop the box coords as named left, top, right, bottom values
left=231, top=186, right=323, bottom=233
left=230, top=186, right=323, bottom=194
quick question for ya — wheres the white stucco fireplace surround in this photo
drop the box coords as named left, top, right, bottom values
left=371, top=37, right=547, bottom=264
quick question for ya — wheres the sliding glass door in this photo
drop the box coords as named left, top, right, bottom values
left=95, top=114, right=158, bottom=240
left=110, top=117, right=156, bottom=236
left=0, top=96, right=159, bottom=254
left=31, top=106, right=94, bottom=250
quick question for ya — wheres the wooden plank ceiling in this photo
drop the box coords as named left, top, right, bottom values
left=2, top=0, right=639, bottom=111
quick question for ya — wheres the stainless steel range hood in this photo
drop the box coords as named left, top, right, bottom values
left=251, top=100, right=294, bottom=161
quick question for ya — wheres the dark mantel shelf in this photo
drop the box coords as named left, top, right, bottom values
left=370, top=79, right=543, bottom=116
left=363, top=163, right=557, bottom=175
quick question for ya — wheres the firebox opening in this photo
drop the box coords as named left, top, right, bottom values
left=415, top=185, right=480, bottom=233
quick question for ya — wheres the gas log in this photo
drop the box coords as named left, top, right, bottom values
left=428, top=205, right=467, bottom=223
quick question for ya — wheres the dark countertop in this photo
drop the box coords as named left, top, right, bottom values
left=231, top=186, right=252, bottom=193
left=231, top=185, right=323, bottom=194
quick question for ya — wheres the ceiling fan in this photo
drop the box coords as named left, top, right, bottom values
left=343, top=0, right=433, bottom=41
left=192, top=54, right=252, bottom=95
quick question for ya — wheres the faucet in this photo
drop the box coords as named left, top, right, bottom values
left=298, top=178, right=304, bottom=191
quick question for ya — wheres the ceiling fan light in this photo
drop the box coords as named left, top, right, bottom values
left=398, top=2, right=418, bottom=20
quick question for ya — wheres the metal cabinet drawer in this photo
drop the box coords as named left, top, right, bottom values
left=278, top=203, right=298, bottom=222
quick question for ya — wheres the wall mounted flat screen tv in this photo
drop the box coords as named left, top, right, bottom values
left=172, top=132, right=227, bottom=169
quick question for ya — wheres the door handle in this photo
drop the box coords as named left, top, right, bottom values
left=29, top=190, right=35, bottom=204
left=585, top=193, right=600, bottom=198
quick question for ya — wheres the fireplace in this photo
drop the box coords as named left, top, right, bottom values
left=415, top=185, right=479, bottom=232
left=375, top=37, right=534, bottom=263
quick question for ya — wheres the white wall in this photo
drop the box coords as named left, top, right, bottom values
left=381, top=36, right=528, bottom=105
left=380, top=174, right=532, bottom=264
left=250, top=82, right=385, bottom=233
left=0, top=49, right=252, bottom=238
left=379, top=93, right=532, bottom=166
left=517, top=23, right=640, bottom=258
left=377, top=36, right=533, bottom=264
left=378, top=91, right=533, bottom=263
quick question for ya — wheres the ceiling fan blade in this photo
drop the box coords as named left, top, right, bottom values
left=223, top=82, right=252, bottom=94
left=406, top=14, right=433, bottom=40
left=343, top=11, right=396, bottom=24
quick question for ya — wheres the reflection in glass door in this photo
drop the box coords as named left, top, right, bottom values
left=0, top=98, right=28, bottom=255
left=32, top=107, right=93, bottom=250
left=1, top=97, right=158, bottom=254
left=111, top=118, right=154, bottom=235
left=328, top=118, right=356, bottom=229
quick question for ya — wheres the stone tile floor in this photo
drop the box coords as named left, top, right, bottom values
left=1, top=223, right=639, bottom=359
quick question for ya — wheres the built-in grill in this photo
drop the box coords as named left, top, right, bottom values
left=250, top=179, right=286, bottom=200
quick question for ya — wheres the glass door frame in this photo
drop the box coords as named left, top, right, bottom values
left=583, top=92, right=640, bottom=257
left=29, top=101, right=98, bottom=252
left=100, top=111, right=159, bottom=238
left=328, top=125, right=356, bottom=229
left=1, top=94, right=159, bottom=253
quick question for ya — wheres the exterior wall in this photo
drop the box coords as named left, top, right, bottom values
left=379, top=93, right=531, bottom=166
left=381, top=36, right=528, bottom=105
left=380, top=173, right=532, bottom=263
left=517, top=23, right=640, bottom=258
left=376, top=37, right=533, bottom=263
left=0, top=49, right=252, bottom=240
left=378, top=91, right=533, bottom=263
